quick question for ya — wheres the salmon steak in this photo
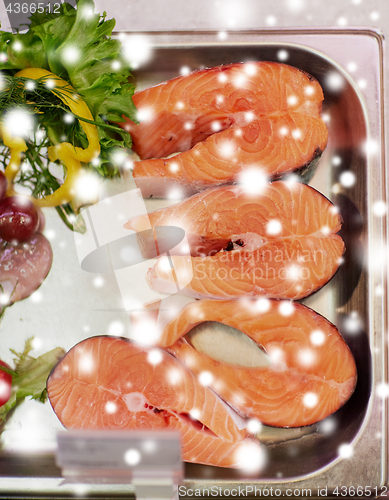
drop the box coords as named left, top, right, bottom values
left=124, top=62, right=328, bottom=198
left=125, top=181, right=344, bottom=300
left=47, top=336, right=263, bottom=468
left=158, top=299, right=357, bottom=427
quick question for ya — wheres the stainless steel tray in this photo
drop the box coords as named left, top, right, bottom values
left=0, top=28, right=386, bottom=498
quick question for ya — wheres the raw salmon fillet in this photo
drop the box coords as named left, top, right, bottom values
left=125, top=181, right=344, bottom=300
left=47, top=336, right=262, bottom=468
left=123, top=62, right=328, bottom=197
left=159, top=299, right=357, bottom=427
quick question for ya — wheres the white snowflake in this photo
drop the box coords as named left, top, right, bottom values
left=13, top=41, right=22, bottom=52
left=310, top=329, right=326, bottom=346
left=256, top=297, right=271, bottom=313
left=29, top=291, right=42, bottom=303
left=124, top=448, right=141, bottom=466
left=338, top=443, right=353, bottom=459
left=142, top=440, right=157, bottom=453
left=105, top=402, right=117, bottom=414
left=339, top=171, right=356, bottom=188
left=277, top=50, right=289, bottom=62
left=78, top=353, right=95, bottom=374
left=147, top=349, right=163, bottom=365
left=63, top=113, right=74, bottom=124
left=287, top=95, right=298, bottom=106
left=75, top=172, right=101, bottom=201
left=237, top=168, right=268, bottom=195
left=25, top=80, right=35, bottom=91
left=168, top=368, right=182, bottom=385
left=198, top=371, right=213, bottom=386
left=376, top=382, right=389, bottom=399
left=363, top=139, right=379, bottom=156
left=189, top=408, right=201, bottom=420
left=357, top=79, right=367, bottom=90
left=303, top=392, right=318, bottom=408
left=132, top=319, right=160, bottom=345
left=373, top=201, right=387, bottom=217
left=298, top=348, right=316, bottom=367
left=337, top=17, right=348, bottom=26
left=278, top=301, right=294, bottom=316
left=265, top=15, right=277, bottom=26
left=122, top=35, right=152, bottom=69
left=167, top=187, right=184, bottom=200
left=61, top=46, right=80, bottom=64
left=286, top=0, right=305, bottom=12
left=325, top=72, right=345, bottom=92
left=319, top=417, right=337, bottom=434
left=137, top=108, right=154, bottom=122
left=287, top=265, right=302, bottom=280
left=4, top=109, right=34, bottom=138
left=347, top=62, right=357, bottom=73
left=343, top=311, right=362, bottom=334
left=246, top=418, right=262, bottom=434
left=375, top=285, right=383, bottom=296
left=266, top=219, right=282, bottom=235
left=332, top=155, right=342, bottom=166
left=234, top=441, right=267, bottom=473
left=93, top=276, right=104, bottom=288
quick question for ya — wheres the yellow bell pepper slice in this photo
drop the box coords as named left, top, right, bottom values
left=0, top=68, right=100, bottom=207
left=1, top=127, right=28, bottom=188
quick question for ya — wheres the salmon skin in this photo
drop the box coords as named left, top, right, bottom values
left=159, top=299, right=357, bottom=428
left=47, top=336, right=263, bottom=468
left=123, top=62, right=328, bottom=198
left=125, top=181, right=344, bottom=301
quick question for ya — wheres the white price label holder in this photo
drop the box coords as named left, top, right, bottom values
left=56, top=430, right=183, bottom=500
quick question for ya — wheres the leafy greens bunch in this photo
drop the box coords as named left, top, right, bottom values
left=0, top=0, right=137, bottom=228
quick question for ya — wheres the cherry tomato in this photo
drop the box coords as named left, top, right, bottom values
left=0, top=172, right=7, bottom=202
left=0, top=360, right=12, bottom=407
left=0, top=196, right=39, bottom=242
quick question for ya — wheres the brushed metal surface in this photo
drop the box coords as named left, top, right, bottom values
left=0, top=28, right=386, bottom=499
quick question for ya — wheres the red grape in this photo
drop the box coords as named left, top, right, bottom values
left=37, top=207, right=45, bottom=233
left=0, top=196, right=39, bottom=242
left=0, top=172, right=7, bottom=202
left=0, top=360, right=12, bottom=407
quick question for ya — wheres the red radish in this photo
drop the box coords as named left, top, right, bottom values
left=0, top=360, right=12, bottom=406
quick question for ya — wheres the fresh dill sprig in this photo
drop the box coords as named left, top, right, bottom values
left=1, top=75, right=73, bottom=114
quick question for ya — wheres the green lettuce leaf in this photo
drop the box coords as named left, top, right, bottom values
left=0, top=338, right=65, bottom=427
